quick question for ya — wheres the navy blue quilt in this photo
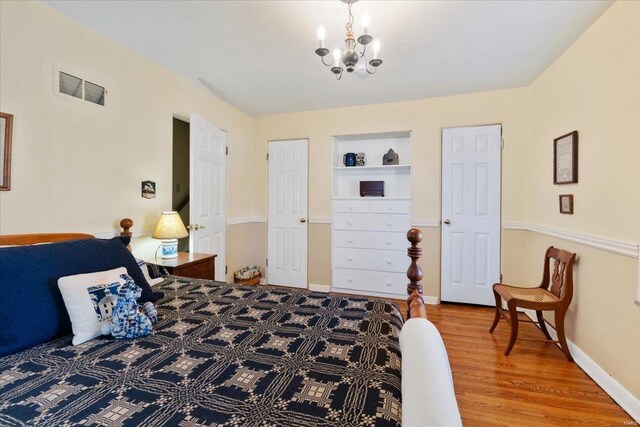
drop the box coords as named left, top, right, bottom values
left=0, top=278, right=403, bottom=426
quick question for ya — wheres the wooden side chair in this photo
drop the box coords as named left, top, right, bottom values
left=489, top=246, right=576, bottom=361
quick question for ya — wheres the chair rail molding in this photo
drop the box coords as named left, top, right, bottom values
left=309, top=216, right=331, bottom=224
left=227, top=216, right=267, bottom=225
left=412, top=218, right=441, bottom=228
left=503, top=222, right=640, bottom=259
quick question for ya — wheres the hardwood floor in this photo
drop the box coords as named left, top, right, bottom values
left=393, top=300, right=633, bottom=426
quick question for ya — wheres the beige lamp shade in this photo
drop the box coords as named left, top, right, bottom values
left=152, top=211, right=189, bottom=240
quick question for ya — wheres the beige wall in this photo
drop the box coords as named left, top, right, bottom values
left=254, top=88, right=531, bottom=289
left=517, top=0, right=640, bottom=399
left=0, top=1, right=256, bottom=280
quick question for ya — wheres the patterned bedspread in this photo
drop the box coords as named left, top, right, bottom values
left=0, top=277, right=403, bottom=426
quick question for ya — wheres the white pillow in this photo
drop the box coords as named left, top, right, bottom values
left=58, top=267, right=128, bottom=345
left=136, top=258, right=163, bottom=286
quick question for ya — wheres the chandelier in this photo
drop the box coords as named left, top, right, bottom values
left=314, top=0, right=383, bottom=79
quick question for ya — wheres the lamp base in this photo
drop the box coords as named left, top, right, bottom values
left=161, top=239, right=179, bottom=259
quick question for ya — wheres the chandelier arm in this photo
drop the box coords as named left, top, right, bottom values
left=336, top=70, right=343, bottom=80
left=359, top=44, right=367, bottom=58
left=321, top=56, right=333, bottom=67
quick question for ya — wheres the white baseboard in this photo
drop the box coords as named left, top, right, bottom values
left=522, top=310, right=639, bottom=422
left=424, top=295, right=440, bottom=305
left=308, top=283, right=330, bottom=293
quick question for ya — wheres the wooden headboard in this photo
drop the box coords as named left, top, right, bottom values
left=0, top=218, right=134, bottom=246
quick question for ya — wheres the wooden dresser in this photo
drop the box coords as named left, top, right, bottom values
left=148, top=253, right=216, bottom=281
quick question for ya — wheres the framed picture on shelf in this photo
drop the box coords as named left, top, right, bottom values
left=553, top=131, right=578, bottom=184
left=559, top=194, right=574, bottom=214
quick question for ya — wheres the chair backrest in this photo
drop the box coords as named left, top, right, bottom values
left=541, top=246, right=576, bottom=301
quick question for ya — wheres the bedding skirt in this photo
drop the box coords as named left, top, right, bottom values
left=0, top=277, right=403, bottom=426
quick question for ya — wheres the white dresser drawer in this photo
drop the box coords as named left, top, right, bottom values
left=370, top=200, right=411, bottom=214
left=333, top=200, right=370, bottom=213
left=333, top=268, right=406, bottom=296
left=333, top=247, right=408, bottom=273
left=333, top=213, right=411, bottom=232
left=333, top=230, right=407, bottom=251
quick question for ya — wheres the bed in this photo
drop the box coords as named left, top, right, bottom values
left=0, top=221, right=460, bottom=427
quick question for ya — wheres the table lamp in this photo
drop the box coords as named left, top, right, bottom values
left=152, top=211, right=189, bottom=259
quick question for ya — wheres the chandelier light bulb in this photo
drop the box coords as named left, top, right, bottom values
left=317, top=26, right=325, bottom=48
left=362, top=14, right=370, bottom=35
left=372, top=39, right=380, bottom=59
left=333, top=48, right=342, bottom=67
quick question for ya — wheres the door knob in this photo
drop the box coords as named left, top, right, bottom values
left=300, top=218, right=307, bottom=223
left=443, top=219, right=451, bottom=225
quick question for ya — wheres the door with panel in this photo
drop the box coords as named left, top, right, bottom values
left=267, top=139, right=308, bottom=288
left=189, top=113, right=226, bottom=281
left=441, top=125, right=501, bottom=306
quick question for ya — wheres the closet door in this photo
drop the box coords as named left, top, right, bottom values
left=441, top=125, right=501, bottom=306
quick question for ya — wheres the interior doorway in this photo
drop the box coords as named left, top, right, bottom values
left=172, top=117, right=190, bottom=252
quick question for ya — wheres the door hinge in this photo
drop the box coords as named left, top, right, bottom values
left=501, top=139, right=504, bottom=149
left=225, top=146, right=229, bottom=155
left=225, top=265, right=228, bottom=275
left=500, top=273, right=503, bottom=282
left=266, top=153, right=269, bottom=161
left=266, top=258, right=268, bottom=267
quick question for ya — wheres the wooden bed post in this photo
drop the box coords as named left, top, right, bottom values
left=120, top=218, right=133, bottom=237
left=407, top=228, right=428, bottom=319
left=120, top=218, right=133, bottom=251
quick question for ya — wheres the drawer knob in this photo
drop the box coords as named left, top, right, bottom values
left=347, top=277, right=353, bottom=283
left=386, top=221, right=392, bottom=226
left=386, top=240, right=392, bottom=245
left=347, top=238, right=353, bottom=243
left=348, top=257, right=353, bottom=261
left=387, top=206, right=392, bottom=211
left=386, top=281, right=392, bottom=286
left=348, top=205, right=353, bottom=210
left=386, top=259, right=392, bottom=264
left=348, top=220, right=353, bottom=225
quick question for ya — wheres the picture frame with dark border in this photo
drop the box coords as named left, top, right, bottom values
left=559, top=194, right=574, bottom=214
left=553, top=130, right=578, bottom=184
left=0, top=112, right=14, bottom=191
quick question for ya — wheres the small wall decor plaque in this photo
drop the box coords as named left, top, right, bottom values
left=0, top=112, right=14, bottom=191
left=142, top=180, right=156, bottom=199
left=554, top=131, right=578, bottom=184
left=356, top=152, right=366, bottom=166
left=559, top=194, right=574, bottom=214
left=382, top=148, right=399, bottom=165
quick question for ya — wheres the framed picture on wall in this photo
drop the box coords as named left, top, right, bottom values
left=559, top=194, right=574, bottom=214
left=0, top=112, right=14, bottom=191
left=553, top=131, right=578, bottom=184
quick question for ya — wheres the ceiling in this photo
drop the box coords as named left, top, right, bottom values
left=43, top=0, right=613, bottom=116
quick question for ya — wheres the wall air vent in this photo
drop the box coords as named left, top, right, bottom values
left=55, top=68, right=106, bottom=106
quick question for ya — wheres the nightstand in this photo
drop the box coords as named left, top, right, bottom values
left=147, top=253, right=217, bottom=281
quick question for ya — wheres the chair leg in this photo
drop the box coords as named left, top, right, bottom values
left=555, top=309, right=573, bottom=362
left=504, top=301, right=519, bottom=356
left=536, top=310, right=552, bottom=340
left=489, top=289, right=502, bottom=333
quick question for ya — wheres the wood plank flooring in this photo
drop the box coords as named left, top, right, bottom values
left=393, top=300, right=633, bottom=426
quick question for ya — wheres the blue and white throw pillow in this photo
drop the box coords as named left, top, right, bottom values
left=58, top=267, right=129, bottom=345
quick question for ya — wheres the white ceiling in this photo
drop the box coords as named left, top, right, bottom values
left=43, top=0, right=613, bottom=116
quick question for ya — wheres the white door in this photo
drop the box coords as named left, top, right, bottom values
left=441, top=125, right=501, bottom=306
left=268, top=139, right=308, bottom=288
left=190, top=113, right=226, bottom=281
